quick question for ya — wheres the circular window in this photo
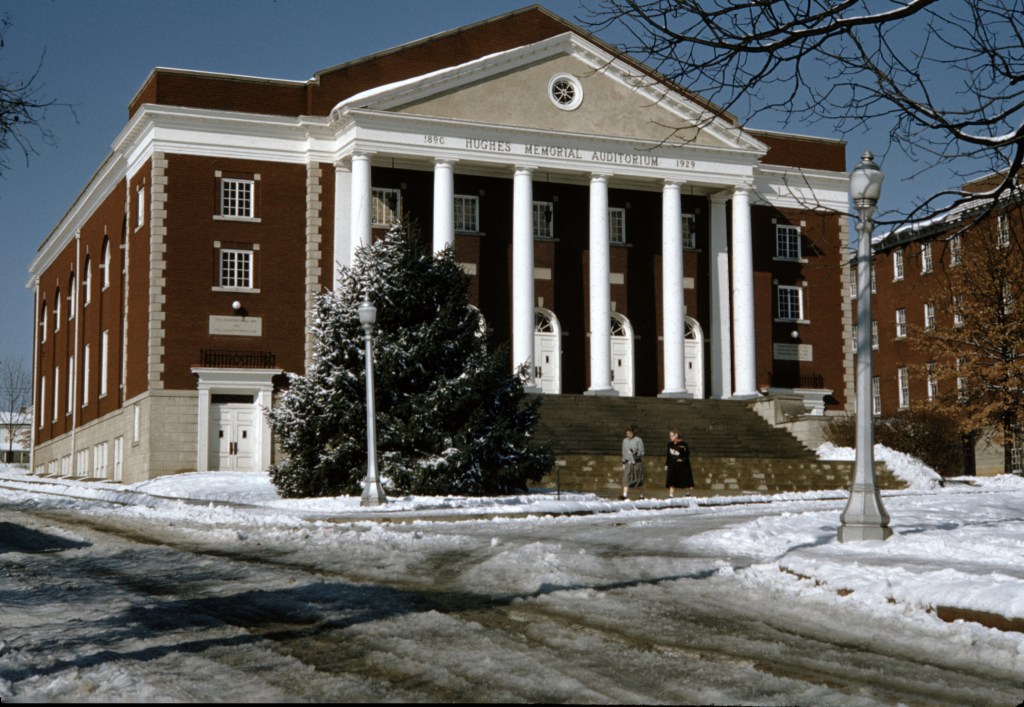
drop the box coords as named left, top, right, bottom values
left=548, top=73, right=583, bottom=111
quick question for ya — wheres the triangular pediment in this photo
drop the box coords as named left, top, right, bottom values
left=332, top=33, right=764, bottom=154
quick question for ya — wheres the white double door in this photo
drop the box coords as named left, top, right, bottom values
left=209, top=403, right=256, bottom=471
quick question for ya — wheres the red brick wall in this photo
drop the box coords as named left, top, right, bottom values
left=125, top=162, right=152, bottom=401
left=33, top=184, right=130, bottom=443
left=750, top=131, right=847, bottom=172
left=160, top=155, right=310, bottom=391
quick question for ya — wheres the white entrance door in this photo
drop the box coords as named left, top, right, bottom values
left=610, top=313, right=634, bottom=397
left=209, top=403, right=257, bottom=471
left=534, top=308, right=561, bottom=394
left=684, top=317, right=704, bottom=398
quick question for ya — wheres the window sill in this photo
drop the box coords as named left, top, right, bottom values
left=772, top=257, right=808, bottom=264
left=213, top=215, right=261, bottom=224
left=212, top=287, right=261, bottom=294
left=774, top=318, right=810, bottom=325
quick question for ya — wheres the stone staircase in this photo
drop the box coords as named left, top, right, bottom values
left=529, top=394, right=900, bottom=497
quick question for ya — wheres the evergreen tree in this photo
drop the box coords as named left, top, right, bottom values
left=267, top=220, right=553, bottom=497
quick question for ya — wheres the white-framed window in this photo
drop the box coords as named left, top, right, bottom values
left=924, top=302, right=935, bottom=330
left=219, top=249, right=253, bottom=289
left=893, top=250, right=904, bottom=281
left=453, top=195, right=479, bottom=233
left=221, top=178, right=255, bottom=219
left=953, top=296, right=964, bottom=328
left=101, top=237, right=111, bottom=290
left=39, top=375, right=46, bottom=428
left=82, top=343, right=90, bottom=407
left=133, top=404, right=141, bottom=445
left=83, top=256, right=92, bottom=305
left=100, top=330, right=109, bottom=399
left=682, top=213, right=696, bottom=249
left=68, top=273, right=76, bottom=320
left=60, top=455, right=71, bottom=477
left=54, top=288, right=61, bottom=332
left=52, top=365, right=59, bottom=422
left=921, top=242, right=933, bottom=273
left=871, top=320, right=879, bottom=350
left=137, top=185, right=145, bottom=228
left=609, top=207, right=626, bottom=244
left=548, top=73, right=583, bottom=111
left=66, top=355, right=74, bottom=415
left=871, top=261, right=877, bottom=294
left=950, top=234, right=962, bottom=266
left=998, top=214, right=1011, bottom=248
left=75, top=448, right=88, bottom=478
left=898, top=366, right=910, bottom=409
left=872, top=376, right=881, bottom=417
left=533, top=201, right=554, bottom=239
left=775, top=225, right=801, bottom=260
left=777, top=285, right=803, bottom=321
left=956, top=357, right=967, bottom=400
left=93, top=442, right=108, bottom=479
left=895, top=308, right=907, bottom=338
left=927, top=363, right=939, bottom=401
left=40, top=302, right=48, bottom=343
left=371, top=187, right=401, bottom=226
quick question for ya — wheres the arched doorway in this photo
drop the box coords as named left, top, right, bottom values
left=534, top=308, right=561, bottom=394
left=610, top=312, right=634, bottom=397
left=684, top=316, right=704, bottom=399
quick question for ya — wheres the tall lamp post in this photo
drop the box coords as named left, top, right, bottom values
left=839, top=151, right=891, bottom=542
left=359, top=296, right=386, bottom=507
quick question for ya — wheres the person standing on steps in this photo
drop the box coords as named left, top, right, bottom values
left=621, top=425, right=645, bottom=500
left=665, top=429, right=695, bottom=498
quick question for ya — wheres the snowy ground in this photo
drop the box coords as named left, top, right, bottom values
left=2, top=447, right=1024, bottom=703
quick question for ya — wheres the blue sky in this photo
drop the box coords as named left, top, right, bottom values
left=0, top=0, right=928, bottom=368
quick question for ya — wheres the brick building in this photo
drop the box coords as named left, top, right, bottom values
left=869, top=174, right=1024, bottom=475
left=27, top=6, right=854, bottom=483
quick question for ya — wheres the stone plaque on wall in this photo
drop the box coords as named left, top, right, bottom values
left=773, top=342, right=813, bottom=362
left=209, top=315, right=262, bottom=337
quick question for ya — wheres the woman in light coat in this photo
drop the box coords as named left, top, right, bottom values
left=621, top=426, right=645, bottom=500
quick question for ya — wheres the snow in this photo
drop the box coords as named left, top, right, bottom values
left=3, top=449, right=1024, bottom=701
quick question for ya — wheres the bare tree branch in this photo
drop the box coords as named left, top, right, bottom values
left=0, top=14, right=73, bottom=179
left=585, top=0, right=1024, bottom=228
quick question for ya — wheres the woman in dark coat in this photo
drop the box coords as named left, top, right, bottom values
left=665, top=430, right=694, bottom=498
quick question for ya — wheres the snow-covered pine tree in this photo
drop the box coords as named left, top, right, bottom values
left=267, top=220, right=553, bottom=497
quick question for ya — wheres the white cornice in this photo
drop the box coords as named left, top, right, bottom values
left=753, top=165, right=849, bottom=213
left=337, top=108, right=761, bottom=189
left=115, top=105, right=337, bottom=177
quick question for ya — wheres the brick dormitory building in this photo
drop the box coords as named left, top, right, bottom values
left=866, top=173, right=1024, bottom=475
left=28, top=5, right=860, bottom=484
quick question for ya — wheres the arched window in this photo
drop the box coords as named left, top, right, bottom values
left=40, top=301, right=48, bottom=343
left=68, top=273, right=76, bottom=319
left=83, top=256, right=92, bottom=305
left=101, top=237, right=111, bottom=290
left=54, top=287, right=61, bottom=331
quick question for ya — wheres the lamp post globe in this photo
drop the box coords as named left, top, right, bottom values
left=839, top=151, right=891, bottom=542
left=358, top=296, right=386, bottom=507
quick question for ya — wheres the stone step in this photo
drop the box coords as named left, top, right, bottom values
left=531, top=394, right=813, bottom=459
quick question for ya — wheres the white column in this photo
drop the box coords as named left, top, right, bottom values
left=350, top=152, right=373, bottom=265
left=195, top=387, right=211, bottom=473
left=730, top=185, right=758, bottom=398
left=586, top=173, right=615, bottom=395
left=709, top=192, right=732, bottom=398
left=432, top=158, right=456, bottom=255
left=660, top=180, right=689, bottom=397
left=333, top=161, right=352, bottom=281
left=512, top=166, right=538, bottom=390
